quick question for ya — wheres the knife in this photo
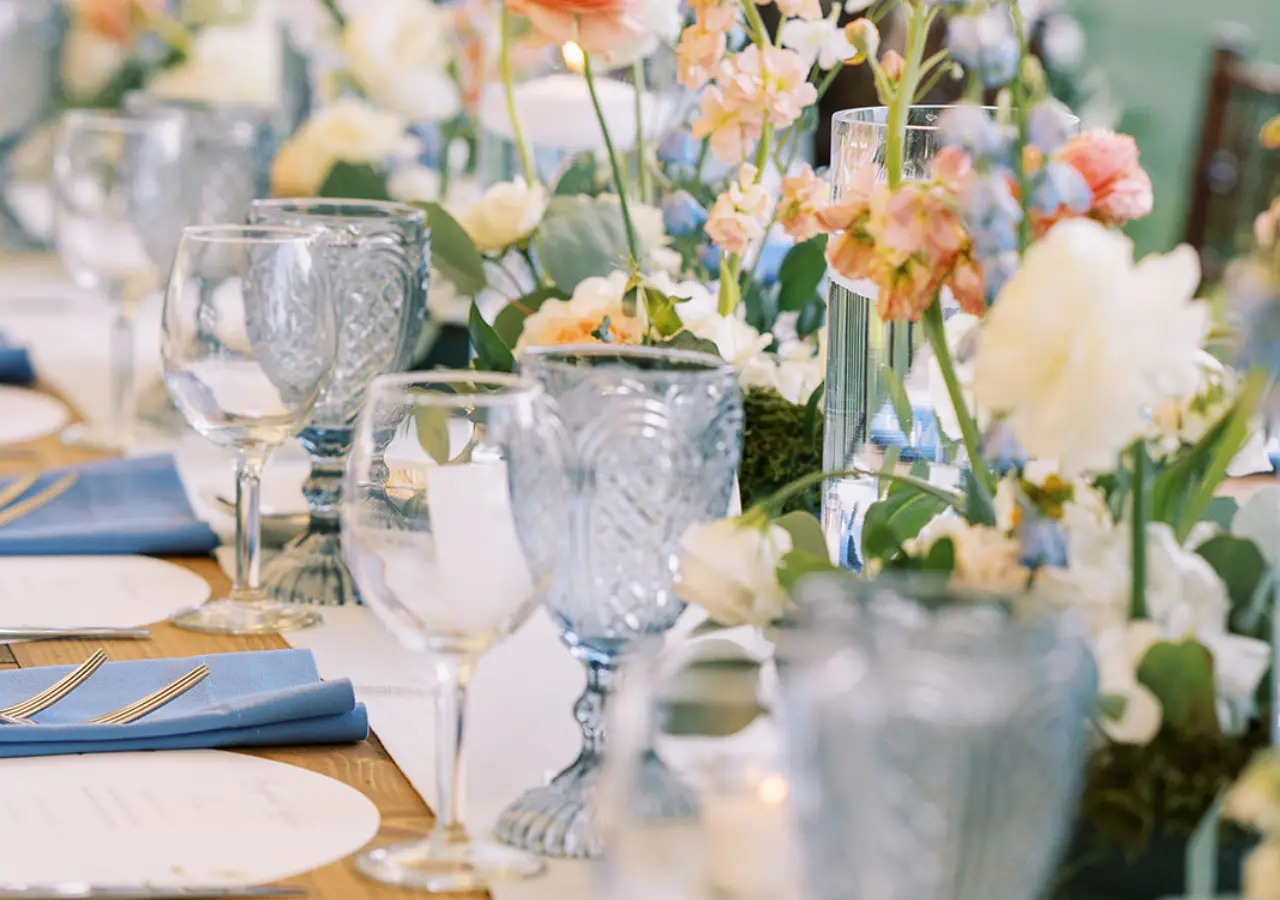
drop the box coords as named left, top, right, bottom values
left=0, top=885, right=304, bottom=899
left=0, top=628, right=152, bottom=641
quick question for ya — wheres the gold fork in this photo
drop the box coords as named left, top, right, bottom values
left=85, top=664, right=211, bottom=725
left=0, top=473, right=78, bottom=529
left=0, top=649, right=108, bottom=721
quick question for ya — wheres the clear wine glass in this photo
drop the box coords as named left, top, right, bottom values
left=342, top=372, right=566, bottom=892
left=162, top=225, right=337, bottom=635
left=52, top=108, right=189, bottom=450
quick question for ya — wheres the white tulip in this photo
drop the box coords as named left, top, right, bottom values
left=972, top=220, right=1207, bottom=475
left=675, top=517, right=794, bottom=628
left=456, top=178, right=549, bottom=253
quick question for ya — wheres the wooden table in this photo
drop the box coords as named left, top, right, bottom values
left=0, top=389, right=472, bottom=900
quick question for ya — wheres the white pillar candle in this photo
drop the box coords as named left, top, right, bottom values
left=478, top=74, right=654, bottom=154
left=700, top=771, right=801, bottom=899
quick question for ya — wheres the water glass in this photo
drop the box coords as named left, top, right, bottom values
left=495, top=345, right=744, bottom=859
left=342, top=372, right=565, bottom=891
left=53, top=108, right=188, bottom=451
left=162, top=225, right=337, bottom=635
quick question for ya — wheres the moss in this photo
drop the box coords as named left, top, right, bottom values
left=739, top=386, right=823, bottom=517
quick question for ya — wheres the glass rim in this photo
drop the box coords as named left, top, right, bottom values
left=369, top=371, right=544, bottom=406
left=518, top=343, right=735, bottom=375
left=60, top=107, right=185, bottom=132
left=179, top=224, right=321, bottom=246
left=121, top=89, right=274, bottom=117
left=831, top=104, right=1079, bottom=130
left=249, top=198, right=426, bottom=223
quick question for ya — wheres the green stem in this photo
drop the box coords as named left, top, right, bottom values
left=694, top=138, right=711, bottom=181
left=741, top=0, right=771, bottom=46
left=1009, top=2, right=1033, bottom=252
left=922, top=300, right=995, bottom=499
left=883, top=7, right=934, bottom=187
left=500, top=4, right=537, bottom=186
left=718, top=252, right=741, bottom=315
left=583, top=52, right=641, bottom=264
left=631, top=59, right=651, bottom=204
left=1130, top=440, right=1150, bottom=620
left=755, top=465, right=963, bottom=517
left=317, top=0, right=346, bottom=27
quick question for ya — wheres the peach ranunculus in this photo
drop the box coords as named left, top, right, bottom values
left=706, top=164, right=774, bottom=256
left=677, top=15, right=729, bottom=90
left=770, top=0, right=822, bottom=21
left=777, top=164, right=829, bottom=242
left=507, top=0, right=645, bottom=57
left=75, top=0, right=163, bottom=44
left=1055, top=131, right=1154, bottom=227
left=516, top=272, right=644, bottom=350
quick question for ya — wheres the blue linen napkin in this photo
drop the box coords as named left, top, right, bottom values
left=0, top=454, right=219, bottom=556
left=0, top=333, right=34, bottom=386
left=0, top=649, right=369, bottom=758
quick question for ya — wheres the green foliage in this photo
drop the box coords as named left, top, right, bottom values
left=651, top=330, right=721, bottom=356
left=880, top=363, right=913, bottom=440
left=1150, top=399, right=1253, bottom=541
left=777, top=550, right=841, bottom=592
left=660, top=651, right=765, bottom=738
left=492, top=287, right=569, bottom=347
left=738, top=387, right=823, bottom=517
left=467, top=302, right=514, bottom=373
left=319, top=162, right=392, bottom=201
left=1196, top=535, right=1268, bottom=626
left=775, top=510, right=826, bottom=556
left=776, top=235, right=828, bottom=313
left=862, top=481, right=951, bottom=565
left=536, top=195, right=631, bottom=291
left=553, top=154, right=600, bottom=196
left=420, top=203, right=487, bottom=297
left=1137, top=641, right=1221, bottom=741
left=414, top=407, right=450, bottom=464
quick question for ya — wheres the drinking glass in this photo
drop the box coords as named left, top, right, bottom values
left=162, top=225, right=337, bottom=635
left=53, top=108, right=189, bottom=450
left=342, top=372, right=565, bottom=891
left=495, top=345, right=744, bottom=859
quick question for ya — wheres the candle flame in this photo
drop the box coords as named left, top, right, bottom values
left=561, top=41, right=586, bottom=75
left=757, top=774, right=789, bottom=806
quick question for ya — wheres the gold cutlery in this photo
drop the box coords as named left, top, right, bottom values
left=84, top=664, right=211, bottom=725
left=0, top=886, right=305, bottom=898
left=0, top=473, right=36, bottom=510
left=0, top=649, right=108, bottom=720
left=0, top=473, right=78, bottom=529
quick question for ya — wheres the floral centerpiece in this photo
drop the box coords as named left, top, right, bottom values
left=665, top=3, right=1280, bottom=896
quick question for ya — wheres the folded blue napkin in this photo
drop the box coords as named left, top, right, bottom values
left=0, top=333, right=34, bottom=386
left=0, top=649, right=368, bottom=758
left=0, top=454, right=219, bottom=556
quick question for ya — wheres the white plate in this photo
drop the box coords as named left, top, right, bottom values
left=0, top=555, right=211, bottom=633
left=0, top=750, right=381, bottom=885
left=0, top=386, right=68, bottom=445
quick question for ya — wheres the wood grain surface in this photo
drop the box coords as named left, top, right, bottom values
left=0, top=386, right=481, bottom=900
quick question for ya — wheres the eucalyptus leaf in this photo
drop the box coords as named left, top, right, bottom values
left=1203, top=496, right=1240, bottom=532
left=1196, top=534, right=1267, bottom=616
left=536, top=195, right=632, bottom=291
left=653, top=330, right=722, bottom=356
left=880, top=364, right=913, bottom=440
left=661, top=700, right=767, bottom=737
left=319, top=161, right=391, bottom=201
left=776, top=235, right=828, bottom=312
left=468, top=301, right=515, bottom=373
left=421, top=202, right=487, bottom=297
left=554, top=154, right=600, bottom=196
left=778, top=549, right=840, bottom=593
left=775, top=511, right=827, bottom=557
left=1136, top=640, right=1221, bottom=739
left=414, top=407, right=451, bottom=464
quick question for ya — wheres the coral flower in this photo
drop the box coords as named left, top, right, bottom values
left=677, top=20, right=727, bottom=89
left=691, top=86, right=763, bottom=165
left=77, top=0, right=163, bottom=44
left=777, top=164, right=830, bottom=242
left=507, top=0, right=645, bottom=56
left=707, top=164, right=774, bottom=255
left=1055, top=131, right=1154, bottom=227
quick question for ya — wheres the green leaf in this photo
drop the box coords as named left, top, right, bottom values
left=421, top=202, right=487, bottom=297
left=878, top=445, right=902, bottom=497
left=910, top=458, right=931, bottom=481
left=468, top=301, right=514, bottom=373
left=1196, top=534, right=1268, bottom=616
left=776, top=235, right=828, bottom=312
left=660, top=653, right=764, bottom=737
left=880, top=363, right=913, bottom=440
left=535, top=195, right=632, bottom=292
left=922, top=537, right=956, bottom=572
left=778, top=549, right=840, bottom=592
left=965, top=471, right=998, bottom=527
left=862, top=488, right=949, bottom=564
left=742, top=274, right=778, bottom=333
left=661, top=700, right=766, bottom=737
left=1136, top=640, right=1221, bottom=740
left=1204, top=497, right=1240, bottom=533
left=802, top=381, right=825, bottom=444
left=796, top=296, right=826, bottom=337
left=414, top=407, right=450, bottom=464
left=319, top=161, right=392, bottom=201
left=1097, top=694, right=1127, bottom=721
left=553, top=154, right=599, bottom=196
left=643, top=288, right=684, bottom=337
left=492, top=286, right=569, bottom=347
left=653, top=330, right=722, bottom=356
left=775, top=511, right=827, bottom=557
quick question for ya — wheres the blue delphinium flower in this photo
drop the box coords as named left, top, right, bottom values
left=939, top=104, right=1016, bottom=167
left=1018, top=517, right=1069, bottom=569
left=1026, top=99, right=1077, bottom=156
left=657, top=130, right=701, bottom=167
left=983, top=420, right=1026, bottom=475
left=947, top=7, right=1020, bottom=88
left=662, top=190, right=708, bottom=237
left=1029, top=162, right=1093, bottom=218
left=963, top=173, right=1022, bottom=258
left=982, top=250, right=1022, bottom=302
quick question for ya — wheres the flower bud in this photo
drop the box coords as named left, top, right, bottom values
left=1263, top=114, right=1280, bottom=150
left=881, top=49, right=905, bottom=82
left=843, top=18, right=879, bottom=64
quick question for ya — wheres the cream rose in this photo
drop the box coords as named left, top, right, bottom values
left=675, top=517, right=793, bottom=628
left=902, top=512, right=1030, bottom=594
left=343, top=0, right=462, bottom=122
left=516, top=271, right=643, bottom=350
left=270, top=100, right=414, bottom=197
left=147, top=25, right=280, bottom=107
left=457, top=179, right=549, bottom=253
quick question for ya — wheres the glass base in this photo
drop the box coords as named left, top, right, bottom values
left=261, top=531, right=361, bottom=607
left=169, top=596, right=323, bottom=635
left=355, top=833, right=545, bottom=892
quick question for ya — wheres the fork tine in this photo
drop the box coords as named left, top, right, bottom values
left=0, top=473, right=37, bottom=511
left=0, top=649, right=109, bottom=719
left=86, top=664, right=210, bottom=725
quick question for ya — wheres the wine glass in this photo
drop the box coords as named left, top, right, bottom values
left=162, top=225, right=337, bottom=635
left=52, top=108, right=189, bottom=450
left=342, top=372, right=566, bottom=892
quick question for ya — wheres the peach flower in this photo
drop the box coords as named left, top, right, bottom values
left=777, top=164, right=829, bottom=242
left=677, top=20, right=728, bottom=89
left=76, top=0, right=163, bottom=44
left=881, top=49, right=906, bottom=82
left=707, top=164, right=774, bottom=256
left=1262, top=114, right=1280, bottom=150
left=517, top=272, right=644, bottom=350
left=507, top=0, right=645, bottom=56
left=1055, top=131, right=1153, bottom=227
left=771, top=0, right=822, bottom=21
left=691, top=86, right=763, bottom=165
left=723, top=45, right=817, bottom=130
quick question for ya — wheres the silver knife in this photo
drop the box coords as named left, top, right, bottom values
left=0, top=628, right=151, bottom=641
left=0, top=886, right=303, bottom=899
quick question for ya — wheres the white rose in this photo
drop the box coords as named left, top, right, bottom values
left=60, top=26, right=127, bottom=100
left=147, top=25, right=281, bottom=107
left=903, top=512, right=1030, bottom=594
left=972, top=219, right=1207, bottom=475
left=1092, top=625, right=1164, bottom=745
left=343, top=0, right=462, bottom=122
left=387, top=164, right=442, bottom=204
left=271, top=100, right=415, bottom=197
left=1246, top=844, right=1280, bottom=900
left=676, top=517, right=793, bottom=628
left=1144, top=523, right=1230, bottom=636
left=456, top=178, right=549, bottom=253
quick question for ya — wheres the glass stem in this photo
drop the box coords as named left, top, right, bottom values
left=108, top=287, right=137, bottom=448
left=432, top=655, right=474, bottom=840
left=233, top=449, right=268, bottom=600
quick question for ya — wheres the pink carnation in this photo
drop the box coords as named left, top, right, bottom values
left=777, top=164, right=829, bottom=242
left=707, top=164, right=774, bottom=256
left=1055, top=131, right=1154, bottom=227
